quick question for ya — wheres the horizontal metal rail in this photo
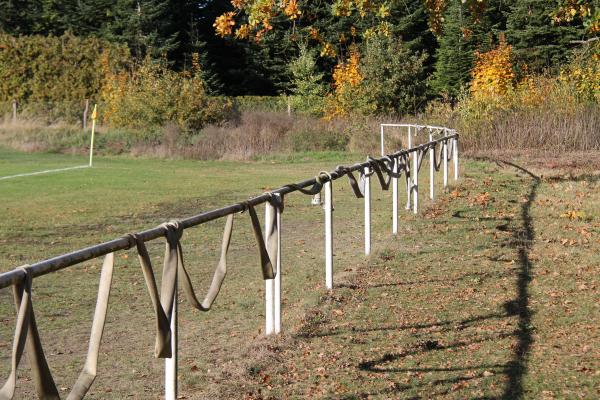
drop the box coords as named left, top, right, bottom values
left=0, top=134, right=457, bottom=290
left=380, top=123, right=454, bottom=132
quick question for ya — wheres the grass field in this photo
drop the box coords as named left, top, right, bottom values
left=0, top=147, right=598, bottom=399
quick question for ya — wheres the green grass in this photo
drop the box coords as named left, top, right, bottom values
left=0, top=149, right=89, bottom=176
left=0, top=148, right=598, bottom=399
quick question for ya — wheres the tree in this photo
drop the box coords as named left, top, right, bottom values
left=506, top=0, right=586, bottom=72
left=430, top=0, right=474, bottom=98
left=101, top=0, right=179, bottom=60
left=360, top=34, right=427, bottom=114
left=289, top=45, right=325, bottom=97
left=288, top=44, right=326, bottom=114
left=431, top=0, right=510, bottom=98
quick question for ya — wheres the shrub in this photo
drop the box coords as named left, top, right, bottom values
left=101, top=54, right=234, bottom=133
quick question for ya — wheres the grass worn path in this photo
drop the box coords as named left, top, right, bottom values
left=0, top=148, right=598, bottom=399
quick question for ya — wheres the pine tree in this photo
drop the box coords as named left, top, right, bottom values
left=506, top=0, right=586, bottom=72
left=102, top=0, right=178, bottom=60
left=393, top=0, right=438, bottom=77
left=431, top=0, right=510, bottom=98
left=430, top=0, right=474, bottom=98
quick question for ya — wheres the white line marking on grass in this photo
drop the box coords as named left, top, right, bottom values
left=0, top=165, right=90, bottom=181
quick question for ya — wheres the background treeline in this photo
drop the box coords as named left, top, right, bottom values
left=0, top=0, right=591, bottom=97
left=0, top=0, right=598, bottom=157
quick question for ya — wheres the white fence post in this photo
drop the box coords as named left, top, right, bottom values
left=392, top=157, right=398, bottom=234
left=274, top=195, right=282, bottom=334
left=264, top=203, right=275, bottom=336
left=443, top=131, right=448, bottom=189
left=406, top=126, right=412, bottom=210
left=413, top=149, right=418, bottom=214
left=364, top=166, right=371, bottom=255
left=324, top=180, right=333, bottom=290
left=380, top=125, right=385, bottom=156
left=453, top=133, right=459, bottom=181
left=165, top=287, right=177, bottom=400
left=429, top=130, right=434, bottom=201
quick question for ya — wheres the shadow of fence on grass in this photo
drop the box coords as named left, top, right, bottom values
left=324, top=159, right=541, bottom=400
left=497, top=160, right=540, bottom=399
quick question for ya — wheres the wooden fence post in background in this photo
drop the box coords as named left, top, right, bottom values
left=12, top=99, right=17, bottom=123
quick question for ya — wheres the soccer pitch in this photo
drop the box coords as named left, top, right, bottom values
left=1, top=147, right=598, bottom=399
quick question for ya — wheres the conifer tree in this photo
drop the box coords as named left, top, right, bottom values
left=506, top=0, right=586, bottom=72
left=431, top=0, right=510, bottom=99
left=430, top=0, right=474, bottom=98
left=102, top=0, right=179, bottom=60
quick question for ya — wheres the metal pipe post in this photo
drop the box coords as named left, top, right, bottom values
left=392, top=158, right=398, bottom=234
left=364, top=166, right=371, bottom=255
left=264, top=203, right=274, bottom=335
left=413, top=148, right=418, bottom=214
left=443, top=136, right=448, bottom=188
left=89, top=104, right=97, bottom=167
left=274, top=197, right=281, bottom=333
left=165, top=286, right=178, bottom=400
left=406, top=126, right=412, bottom=210
left=380, top=125, right=385, bottom=156
left=324, top=181, right=333, bottom=290
left=453, top=134, right=459, bottom=181
left=429, top=131, right=434, bottom=200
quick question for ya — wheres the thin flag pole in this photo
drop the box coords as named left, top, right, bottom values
left=89, top=104, right=97, bottom=167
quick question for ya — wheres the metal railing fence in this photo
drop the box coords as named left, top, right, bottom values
left=0, top=129, right=459, bottom=400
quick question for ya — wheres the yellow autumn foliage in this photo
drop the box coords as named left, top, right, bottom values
left=324, top=48, right=365, bottom=118
left=470, top=39, right=515, bottom=100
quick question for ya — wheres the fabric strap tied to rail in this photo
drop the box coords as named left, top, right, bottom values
left=284, top=174, right=324, bottom=195
left=339, top=155, right=407, bottom=199
left=431, top=142, right=444, bottom=171
left=1, top=254, right=115, bottom=400
left=132, top=216, right=234, bottom=358
left=132, top=198, right=282, bottom=359
left=429, top=136, right=454, bottom=172
left=446, top=136, right=455, bottom=161
left=67, top=253, right=115, bottom=400
left=0, top=267, right=59, bottom=400
left=337, top=164, right=367, bottom=198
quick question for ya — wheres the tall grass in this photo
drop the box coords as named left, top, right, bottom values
left=459, top=105, right=600, bottom=152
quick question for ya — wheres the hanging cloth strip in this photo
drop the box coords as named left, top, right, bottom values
left=131, top=198, right=282, bottom=359
left=414, top=146, right=428, bottom=174
left=366, top=156, right=408, bottom=190
left=430, top=137, right=454, bottom=172
left=446, top=137, right=455, bottom=161
left=67, top=253, right=115, bottom=400
left=283, top=174, right=325, bottom=195
left=337, top=155, right=408, bottom=199
left=0, top=266, right=59, bottom=400
left=1, top=253, right=115, bottom=400
left=431, top=142, right=445, bottom=171
left=335, top=164, right=368, bottom=198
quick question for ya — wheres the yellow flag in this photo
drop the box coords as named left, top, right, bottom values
left=91, top=104, right=98, bottom=121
